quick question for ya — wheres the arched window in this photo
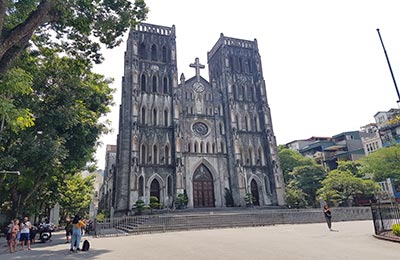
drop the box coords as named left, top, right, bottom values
left=153, top=145, right=158, bottom=164
left=229, top=56, right=234, bottom=71
left=240, top=86, right=245, bottom=100
left=247, top=59, right=252, bottom=73
left=221, top=141, right=224, bottom=153
left=141, top=107, right=146, bottom=124
left=200, top=141, right=204, bottom=153
left=151, top=44, right=157, bottom=61
left=232, top=85, right=237, bottom=100
left=139, top=43, right=146, bottom=59
left=153, top=108, right=157, bottom=125
left=206, top=142, right=210, bottom=153
left=164, top=109, right=168, bottom=126
left=138, top=176, right=144, bottom=196
left=247, top=87, right=253, bottom=101
left=141, top=144, right=146, bottom=164
left=141, top=74, right=146, bottom=92
left=163, top=77, right=168, bottom=93
left=162, top=46, right=168, bottom=62
left=188, top=142, right=191, bottom=153
left=236, top=115, right=240, bottom=130
left=212, top=143, right=216, bottom=154
left=258, top=147, right=263, bottom=165
left=253, top=87, right=257, bottom=101
left=255, top=116, right=259, bottom=131
left=152, top=75, right=157, bottom=92
left=248, top=148, right=253, bottom=165
left=194, top=141, right=198, bottom=153
left=219, top=123, right=223, bottom=135
left=167, top=175, right=173, bottom=196
left=244, top=116, right=249, bottom=131
left=239, top=57, right=243, bottom=73
left=165, top=145, right=169, bottom=164
left=190, top=107, right=194, bottom=114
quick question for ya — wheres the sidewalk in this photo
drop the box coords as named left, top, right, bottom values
left=0, top=221, right=398, bottom=260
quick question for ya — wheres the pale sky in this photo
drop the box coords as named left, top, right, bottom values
left=93, top=0, right=400, bottom=169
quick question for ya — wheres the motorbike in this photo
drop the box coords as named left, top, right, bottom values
left=38, top=223, right=54, bottom=243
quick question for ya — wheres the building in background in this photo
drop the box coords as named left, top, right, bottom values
left=374, top=108, right=400, bottom=147
left=98, top=144, right=117, bottom=214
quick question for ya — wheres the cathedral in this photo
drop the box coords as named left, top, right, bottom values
left=113, top=23, right=285, bottom=214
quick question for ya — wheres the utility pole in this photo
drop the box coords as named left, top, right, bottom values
left=376, top=29, right=400, bottom=104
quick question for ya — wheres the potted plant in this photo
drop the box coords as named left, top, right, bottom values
left=244, top=193, right=254, bottom=207
left=175, top=193, right=188, bottom=209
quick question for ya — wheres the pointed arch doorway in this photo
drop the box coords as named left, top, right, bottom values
left=250, top=179, right=260, bottom=206
left=150, top=179, right=160, bottom=201
left=193, top=164, right=215, bottom=208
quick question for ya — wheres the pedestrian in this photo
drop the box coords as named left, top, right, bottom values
left=20, top=217, right=32, bottom=250
left=65, top=217, right=73, bottom=243
left=9, top=219, right=20, bottom=253
left=323, top=204, right=332, bottom=231
left=6, top=220, right=14, bottom=253
left=30, top=224, right=38, bottom=244
left=69, top=215, right=86, bottom=253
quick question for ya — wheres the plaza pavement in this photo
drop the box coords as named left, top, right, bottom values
left=0, top=220, right=398, bottom=260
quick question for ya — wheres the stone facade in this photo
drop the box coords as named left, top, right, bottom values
left=113, top=23, right=285, bottom=214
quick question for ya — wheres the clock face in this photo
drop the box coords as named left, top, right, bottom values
left=193, top=82, right=205, bottom=93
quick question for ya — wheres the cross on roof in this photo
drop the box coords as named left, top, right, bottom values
left=189, top=57, right=205, bottom=82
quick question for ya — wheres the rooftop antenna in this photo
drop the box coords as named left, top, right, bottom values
left=376, top=29, right=400, bottom=104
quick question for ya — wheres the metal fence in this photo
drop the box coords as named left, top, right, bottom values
left=371, top=203, right=400, bottom=235
left=93, top=207, right=371, bottom=237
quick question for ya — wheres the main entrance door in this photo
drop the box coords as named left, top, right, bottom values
left=193, top=164, right=215, bottom=208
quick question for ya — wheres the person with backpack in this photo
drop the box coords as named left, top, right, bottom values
left=69, top=215, right=85, bottom=253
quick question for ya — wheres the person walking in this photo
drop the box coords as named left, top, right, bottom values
left=69, top=215, right=86, bottom=253
left=323, top=205, right=333, bottom=231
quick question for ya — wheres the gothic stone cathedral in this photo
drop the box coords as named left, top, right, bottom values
left=113, top=23, right=285, bottom=214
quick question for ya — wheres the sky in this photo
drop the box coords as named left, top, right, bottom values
left=93, top=0, right=400, bottom=169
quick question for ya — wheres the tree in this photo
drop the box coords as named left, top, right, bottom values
left=0, top=47, right=114, bottom=217
left=317, top=169, right=379, bottom=206
left=289, top=165, right=326, bottom=206
left=278, top=146, right=317, bottom=184
left=359, top=145, right=400, bottom=182
left=58, top=173, right=96, bottom=219
left=285, top=183, right=307, bottom=208
left=0, top=0, right=148, bottom=75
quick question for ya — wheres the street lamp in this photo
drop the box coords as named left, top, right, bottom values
left=0, top=170, right=20, bottom=175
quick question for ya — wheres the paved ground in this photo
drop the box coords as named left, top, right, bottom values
left=0, top=220, right=398, bottom=260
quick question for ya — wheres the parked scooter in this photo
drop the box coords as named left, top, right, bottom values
left=38, top=221, right=54, bottom=243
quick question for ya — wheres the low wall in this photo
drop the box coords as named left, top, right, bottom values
left=94, top=207, right=372, bottom=237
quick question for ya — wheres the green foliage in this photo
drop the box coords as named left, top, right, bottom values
left=0, top=47, right=114, bottom=217
left=289, top=165, right=326, bottom=207
left=0, top=68, right=35, bottom=133
left=133, top=199, right=148, bottom=215
left=149, top=196, right=161, bottom=210
left=359, top=145, right=400, bottom=182
left=58, top=173, right=96, bottom=219
left=337, top=161, right=363, bottom=178
left=392, top=223, right=400, bottom=236
left=0, top=0, right=149, bottom=74
left=278, top=146, right=317, bottom=184
left=224, top=188, right=234, bottom=207
left=285, top=183, right=307, bottom=208
left=244, top=193, right=254, bottom=206
left=317, top=169, right=379, bottom=206
left=175, top=193, right=188, bottom=209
